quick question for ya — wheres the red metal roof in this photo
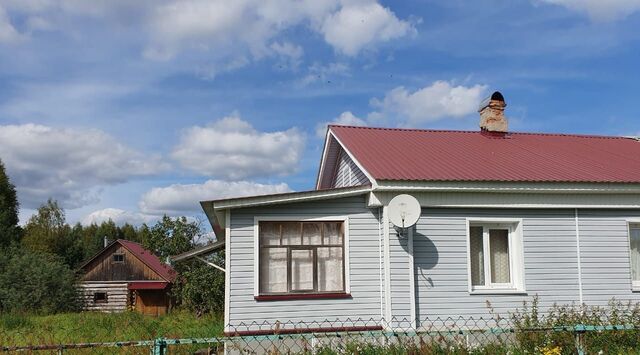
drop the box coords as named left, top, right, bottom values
left=330, top=125, right=640, bottom=183
left=127, top=281, right=169, bottom=290
left=118, top=239, right=177, bottom=282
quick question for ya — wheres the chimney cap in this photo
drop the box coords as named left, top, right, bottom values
left=478, top=91, right=506, bottom=112
left=490, top=91, right=505, bottom=102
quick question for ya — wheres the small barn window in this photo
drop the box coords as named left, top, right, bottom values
left=94, top=292, right=108, bottom=303
left=258, top=221, right=345, bottom=296
left=113, top=254, right=125, bottom=263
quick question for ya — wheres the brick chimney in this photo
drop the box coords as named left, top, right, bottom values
left=478, top=91, right=508, bottom=132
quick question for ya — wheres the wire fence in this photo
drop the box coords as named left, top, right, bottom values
left=3, top=313, right=640, bottom=354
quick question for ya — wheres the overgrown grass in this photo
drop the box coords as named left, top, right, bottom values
left=0, top=310, right=223, bottom=347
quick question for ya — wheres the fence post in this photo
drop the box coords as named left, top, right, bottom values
left=152, top=337, right=166, bottom=355
left=574, top=325, right=586, bottom=355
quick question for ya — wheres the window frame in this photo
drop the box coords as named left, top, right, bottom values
left=112, top=253, right=125, bottom=264
left=93, top=292, right=108, bottom=303
left=466, top=218, right=526, bottom=294
left=626, top=220, right=640, bottom=291
left=254, top=216, right=351, bottom=299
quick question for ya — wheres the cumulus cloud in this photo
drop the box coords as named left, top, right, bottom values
left=172, top=114, right=305, bottom=180
left=370, top=80, right=488, bottom=125
left=538, top=0, right=640, bottom=21
left=0, top=124, right=169, bottom=209
left=141, top=0, right=414, bottom=62
left=316, top=111, right=367, bottom=138
left=139, top=180, right=291, bottom=215
left=320, top=2, right=415, bottom=56
left=82, top=208, right=153, bottom=226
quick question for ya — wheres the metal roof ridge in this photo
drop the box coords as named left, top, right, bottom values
left=329, top=124, right=632, bottom=140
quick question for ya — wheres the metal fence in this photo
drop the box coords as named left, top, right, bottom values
left=3, top=314, right=640, bottom=354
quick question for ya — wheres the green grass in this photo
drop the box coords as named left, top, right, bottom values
left=0, top=311, right=223, bottom=347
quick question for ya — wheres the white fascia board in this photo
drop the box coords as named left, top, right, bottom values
left=205, top=185, right=372, bottom=211
left=315, top=128, right=335, bottom=189
left=376, top=180, right=640, bottom=194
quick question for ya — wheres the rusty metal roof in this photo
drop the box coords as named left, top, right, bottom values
left=330, top=125, right=640, bottom=183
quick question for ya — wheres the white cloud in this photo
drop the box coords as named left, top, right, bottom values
left=299, top=61, right=350, bottom=86
left=0, top=124, right=169, bottom=209
left=315, top=111, right=367, bottom=138
left=370, top=80, right=488, bottom=125
left=0, top=5, right=22, bottom=43
left=82, top=208, right=153, bottom=226
left=538, top=0, right=640, bottom=21
left=172, top=114, right=305, bottom=180
left=320, top=2, right=415, bottom=56
left=139, top=180, right=291, bottom=215
left=270, top=41, right=304, bottom=70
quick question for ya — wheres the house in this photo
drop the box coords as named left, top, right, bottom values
left=79, top=239, right=176, bottom=316
left=198, top=92, right=640, bottom=334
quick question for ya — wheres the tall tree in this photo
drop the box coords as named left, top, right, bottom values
left=22, top=199, right=68, bottom=255
left=142, top=216, right=200, bottom=260
left=0, top=159, right=20, bottom=247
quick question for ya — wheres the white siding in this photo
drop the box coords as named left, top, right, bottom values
left=413, top=208, right=581, bottom=323
left=227, top=195, right=382, bottom=328
left=579, top=209, right=640, bottom=305
left=331, top=149, right=369, bottom=188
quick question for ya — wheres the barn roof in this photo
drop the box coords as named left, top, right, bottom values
left=80, top=239, right=177, bottom=282
left=329, top=125, right=640, bottom=184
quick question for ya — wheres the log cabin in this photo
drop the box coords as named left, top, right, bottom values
left=78, top=239, right=177, bottom=316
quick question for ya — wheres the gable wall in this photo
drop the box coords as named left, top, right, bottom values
left=331, top=148, right=369, bottom=188
left=82, top=244, right=164, bottom=282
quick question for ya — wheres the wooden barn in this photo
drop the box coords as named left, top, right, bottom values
left=78, top=239, right=177, bottom=316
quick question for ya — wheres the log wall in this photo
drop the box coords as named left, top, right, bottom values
left=79, top=282, right=129, bottom=312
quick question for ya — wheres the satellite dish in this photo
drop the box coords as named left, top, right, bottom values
left=388, top=194, right=421, bottom=229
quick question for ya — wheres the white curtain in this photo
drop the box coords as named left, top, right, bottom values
left=260, top=248, right=287, bottom=293
left=291, top=249, right=314, bottom=291
left=324, top=222, right=342, bottom=245
left=490, top=229, right=511, bottom=284
left=469, top=226, right=485, bottom=286
left=318, top=247, right=343, bottom=291
left=630, top=226, right=640, bottom=281
left=303, top=223, right=322, bottom=245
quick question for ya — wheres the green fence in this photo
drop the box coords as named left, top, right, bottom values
left=3, top=320, right=640, bottom=354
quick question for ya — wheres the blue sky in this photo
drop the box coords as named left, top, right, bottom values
left=0, top=0, right=639, bottom=226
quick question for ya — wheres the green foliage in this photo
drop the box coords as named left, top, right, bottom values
left=0, top=159, right=20, bottom=247
left=141, top=216, right=201, bottom=260
left=173, top=253, right=225, bottom=316
left=0, top=248, right=79, bottom=314
left=511, top=296, right=640, bottom=355
left=0, top=311, right=223, bottom=346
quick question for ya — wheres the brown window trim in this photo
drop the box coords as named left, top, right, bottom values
left=254, top=292, right=351, bottom=302
left=225, top=324, right=381, bottom=337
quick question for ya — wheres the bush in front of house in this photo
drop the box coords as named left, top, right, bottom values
left=0, top=248, right=79, bottom=314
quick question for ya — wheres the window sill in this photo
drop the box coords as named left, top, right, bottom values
left=254, top=293, right=351, bottom=301
left=470, top=289, right=527, bottom=295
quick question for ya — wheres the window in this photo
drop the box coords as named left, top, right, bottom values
left=258, top=221, right=345, bottom=295
left=629, top=223, right=640, bottom=290
left=112, top=254, right=124, bottom=263
left=468, top=221, right=524, bottom=293
left=94, top=292, right=107, bottom=303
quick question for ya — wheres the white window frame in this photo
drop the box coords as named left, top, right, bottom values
left=466, top=218, right=526, bottom=294
left=253, top=216, right=351, bottom=297
left=626, top=219, right=640, bottom=291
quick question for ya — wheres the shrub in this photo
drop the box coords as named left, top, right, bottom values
left=0, top=248, right=79, bottom=314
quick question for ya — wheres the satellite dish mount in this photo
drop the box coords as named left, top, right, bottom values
left=388, top=194, right=421, bottom=238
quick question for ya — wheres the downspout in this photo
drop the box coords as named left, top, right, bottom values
left=378, top=207, right=384, bottom=321
left=383, top=206, right=392, bottom=326
left=408, top=227, right=416, bottom=329
left=574, top=208, right=584, bottom=305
